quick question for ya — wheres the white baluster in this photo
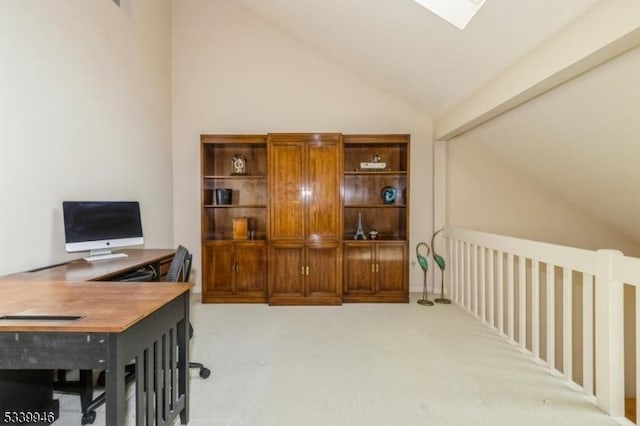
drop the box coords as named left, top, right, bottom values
left=507, top=253, right=515, bottom=342
left=547, top=263, right=555, bottom=370
left=497, top=252, right=504, bottom=335
left=563, top=267, right=572, bottom=382
left=473, top=244, right=479, bottom=317
left=488, top=249, right=495, bottom=329
left=582, top=273, right=594, bottom=396
left=480, top=246, right=486, bottom=323
left=519, top=256, right=527, bottom=350
left=532, top=260, right=540, bottom=360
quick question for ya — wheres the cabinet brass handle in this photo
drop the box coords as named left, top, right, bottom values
left=306, top=266, right=310, bottom=275
left=371, top=264, right=375, bottom=273
left=235, top=263, right=239, bottom=273
left=376, top=264, right=379, bottom=273
left=302, top=266, right=305, bottom=275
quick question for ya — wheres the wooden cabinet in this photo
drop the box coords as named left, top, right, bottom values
left=200, top=135, right=268, bottom=302
left=342, top=135, right=410, bottom=302
left=268, top=242, right=341, bottom=305
left=201, top=241, right=267, bottom=303
left=200, top=132, right=409, bottom=305
left=268, top=133, right=342, bottom=241
left=343, top=242, right=408, bottom=302
left=268, top=133, right=342, bottom=305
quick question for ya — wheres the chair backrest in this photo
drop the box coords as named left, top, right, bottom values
left=165, top=245, right=192, bottom=282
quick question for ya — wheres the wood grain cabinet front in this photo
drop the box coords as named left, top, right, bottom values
left=343, top=241, right=408, bottom=303
left=201, top=241, right=267, bottom=303
left=268, top=133, right=342, bottom=241
left=268, top=241, right=341, bottom=305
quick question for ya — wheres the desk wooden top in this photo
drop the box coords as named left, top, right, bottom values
left=2, top=249, right=175, bottom=282
left=0, top=280, right=191, bottom=332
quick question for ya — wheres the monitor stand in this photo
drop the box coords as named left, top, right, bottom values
left=84, top=249, right=128, bottom=262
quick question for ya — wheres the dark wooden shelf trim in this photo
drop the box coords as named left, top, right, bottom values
left=344, top=204, right=407, bottom=208
left=203, top=175, right=267, bottom=180
left=203, top=204, right=267, bottom=209
left=344, top=171, right=407, bottom=176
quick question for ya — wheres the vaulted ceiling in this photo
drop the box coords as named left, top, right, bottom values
left=230, top=0, right=639, bottom=252
left=233, top=0, right=601, bottom=117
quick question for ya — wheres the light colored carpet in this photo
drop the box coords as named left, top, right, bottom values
left=55, top=294, right=615, bottom=425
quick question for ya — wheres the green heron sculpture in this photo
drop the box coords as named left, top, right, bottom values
left=416, top=242, right=433, bottom=306
left=431, top=228, right=451, bottom=304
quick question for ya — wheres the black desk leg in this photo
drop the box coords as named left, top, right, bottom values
left=178, top=295, right=190, bottom=424
left=105, top=338, right=126, bottom=426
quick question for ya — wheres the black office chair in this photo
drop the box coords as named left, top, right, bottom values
left=166, top=245, right=211, bottom=380
left=58, top=245, right=210, bottom=424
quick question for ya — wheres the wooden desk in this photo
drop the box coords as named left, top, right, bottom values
left=0, top=249, right=191, bottom=425
left=2, top=249, right=175, bottom=282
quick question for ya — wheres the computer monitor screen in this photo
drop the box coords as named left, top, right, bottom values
left=62, top=201, right=144, bottom=261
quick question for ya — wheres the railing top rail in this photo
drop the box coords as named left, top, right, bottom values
left=445, top=228, right=597, bottom=275
left=612, top=255, right=640, bottom=286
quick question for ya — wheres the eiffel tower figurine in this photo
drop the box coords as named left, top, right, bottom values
left=353, top=212, right=366, bottom=240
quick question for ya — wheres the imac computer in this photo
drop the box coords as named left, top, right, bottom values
left=62, top=201, right=144, bottom=262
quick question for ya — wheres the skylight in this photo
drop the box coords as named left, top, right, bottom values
left=413, top=0, right=486, bottom=30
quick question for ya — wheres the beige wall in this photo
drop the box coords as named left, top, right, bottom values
left=445, top=48, right=640, bottom=257
left=0, top=0, right=173, bottom=275
left=171, top=0, right=433, bottom=292
left=446, top=140, right=640, bottom=255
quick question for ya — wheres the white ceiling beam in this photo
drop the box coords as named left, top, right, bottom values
left=434, top=0, right=640, bottom=141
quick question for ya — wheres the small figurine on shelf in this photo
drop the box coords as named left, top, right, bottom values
left=231, top=154, right=247, bottom=175
left=354, top=212, right=366, bottom=240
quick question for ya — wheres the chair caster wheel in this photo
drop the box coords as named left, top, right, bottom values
left=199, top=368, right=211, bottom=379
left=81, top=410, right=96, bottom=425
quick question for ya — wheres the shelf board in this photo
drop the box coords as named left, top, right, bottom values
left=344, top=171, right=407, bottom=176
left=343, top=238, right=408, bottom=242
left=344, top=204, right=407, bottom=208
left=203, top=205, right=267, bottom=209
left=203, top=175, right=266, bottom=180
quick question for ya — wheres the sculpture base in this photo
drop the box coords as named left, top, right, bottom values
left=435, top=298, right=451, bottom=304
left=417, top=299, right=434, bottom=306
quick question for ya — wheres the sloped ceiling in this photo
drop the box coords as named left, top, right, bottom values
left=452, top=47, right=640, bottom=248
left=233, top=0, right=600, bottom=117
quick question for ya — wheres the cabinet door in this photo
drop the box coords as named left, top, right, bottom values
left=343, top=243, right=375, bottom=295
left=201, top=242, right=235, bottom=295
left=235, top=242, right=267, bottom=296
left=270, top=141, right=305, bottom=240
left=307, top=140, right=341, bottom=240
left=305, top=243, right=340, bottom=299
left=269, top=242, right=305, bottom=298
left=376, top=242, right=407, bottom=295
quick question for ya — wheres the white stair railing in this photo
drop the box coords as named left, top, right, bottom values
left=445, top=228, right=640, bottom=424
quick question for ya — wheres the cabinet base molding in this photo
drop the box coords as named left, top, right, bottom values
left=343, top=295, right=409, bottom=303
left=202, top=295, right=267, bottom=304
left=268, top=296, right=342, bottom=306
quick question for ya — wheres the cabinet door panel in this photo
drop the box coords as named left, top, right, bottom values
left=376, top=243, right=407, bottom=293
left=343, top=244, right=375, bottom=294
left=307, top=141, right=341, bottom=240
left=269, top=244, right=305, bottom=297
left=201, top=242, right=235, bottom=294
left=235, top=242, right=267, bottom=295
left=306, top=244, right=340, bottom=297
left=270, top=142, right=305, bottom=240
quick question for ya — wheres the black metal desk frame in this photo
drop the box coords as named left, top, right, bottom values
left=0, top=294, right=190, bottom=426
